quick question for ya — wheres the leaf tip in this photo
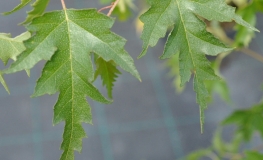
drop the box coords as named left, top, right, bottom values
left=138, top=47, right=148, bottom=59
left=0, top=72, right=10, bottom=94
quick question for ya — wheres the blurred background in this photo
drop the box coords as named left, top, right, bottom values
left=0, top=0, right=263, bottom=159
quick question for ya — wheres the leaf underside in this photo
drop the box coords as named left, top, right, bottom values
left=139, top=0, right=258, bottom=132
left=5, top=9, right=140, bottom=160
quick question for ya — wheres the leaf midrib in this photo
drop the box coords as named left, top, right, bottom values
left=69, top=19, right=136, bottom=77
left=144, top=0, right=174, bottom=46
left=175, top=0, right=196, bottom=73
left=63, top=9, right=74, bottom=160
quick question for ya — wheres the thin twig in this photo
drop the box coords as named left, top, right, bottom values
left=98, top=5, right=113, bottom=12
left=221, top=36, right=263, bottom=64
left=107, top=0, right=121, bottom=16
left=239, top=48, right=263, bottom=63
left=61, top=0, right=66, bottom=10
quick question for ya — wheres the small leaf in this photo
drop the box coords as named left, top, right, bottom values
left=0, top=72, right=10, bottom=94
left=3, top=0, right=32, bottom=15
left=94, top=57, right=121, bottom=99
left=22, top=0, right=50, bottom=24
left=222, top=103, right=263, bottom=141
left=234, top=0, right=263, bottom=47
left=0, top=32, right=31, bottom=65
left=184, top=148, right=213, bottom=160
left=244, top=151, right=263, bottom=160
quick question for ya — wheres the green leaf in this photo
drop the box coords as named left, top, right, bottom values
left=234, top=0, right=263, bottom=47
left=211, top=128, right=242, bottom=156
left=234, top=4, right=256, bottom=47
left=222, top=103, right=263, bottom=141
left=189, top=0, right=258, bottom=32
left=139, top=0, right=258, bottom=132
left=184, top=148, right=214, bottom=160
left=5, top=9, right=140, bottom=160
left=3, top=0, right=50, bottom=24
left=244, top=151, right=263, bottom=160
left=0, top=72, right=10, bottom=94
left=165, top=53, right=185, bottom=93
left=139, top=0, right=178, bottom=58
left=0, top=32, right=30, bottom=93
left=94, top=57, right=121, bottom=99
left=22, top=0, right=50, bottom=24
left=0, top=32, right=31, bottom=65
left=205, top=60, right=231, bottom=104
left=3, top=0, right=32, bottom=15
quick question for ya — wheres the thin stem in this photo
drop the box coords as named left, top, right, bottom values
left=240, top=48, right=263, bottom=63
left=61, top=0, right=66, bottom=10
left=107, top=0, right=121, bottom=16
left=220, top=35, right=263, bottom=64
left=98, top=5, right=113, bottom=12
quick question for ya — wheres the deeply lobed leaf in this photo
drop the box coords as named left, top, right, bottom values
left=22, top=0, right=50, bottom=24
left=140, top=0, right=258, bottom=131
left=5, top=9, right=140, bottom=160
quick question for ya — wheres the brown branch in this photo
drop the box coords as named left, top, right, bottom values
left=219, top=35, right=263, bottom=64
left=98, top=5, right=113, bottom=12
left=107, top=0, right=121, bottom=16
left=239, top=48, right=263, bottom=64
left=61, top=0, right=66, bottom=10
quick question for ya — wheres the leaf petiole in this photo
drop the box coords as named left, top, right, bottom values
left=60, top=0, right=66, bottom=10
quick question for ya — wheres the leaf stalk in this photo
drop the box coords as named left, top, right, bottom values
left=61, top=0, right=66, bottom=10
left=107, top=0, right=120, bottom=16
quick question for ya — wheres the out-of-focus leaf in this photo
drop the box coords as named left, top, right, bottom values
left=165, top=53, right=185, bottom=93
left=205, top=60, right=231, bottom=104
left=222, top=103, right=263, bottom=141
left=244, top=151, right=263, bottom=160
left=184, top=148, right=215, bottom=160
left=234, top=0, right=263, bottom=47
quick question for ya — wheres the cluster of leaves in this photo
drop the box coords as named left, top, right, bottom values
left=0, top=0, right=261, bottom=160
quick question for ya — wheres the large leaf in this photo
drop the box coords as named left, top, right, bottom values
left=5, top=9, right=140, bottom=160
left=139, top=0, right=258, bottom=131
